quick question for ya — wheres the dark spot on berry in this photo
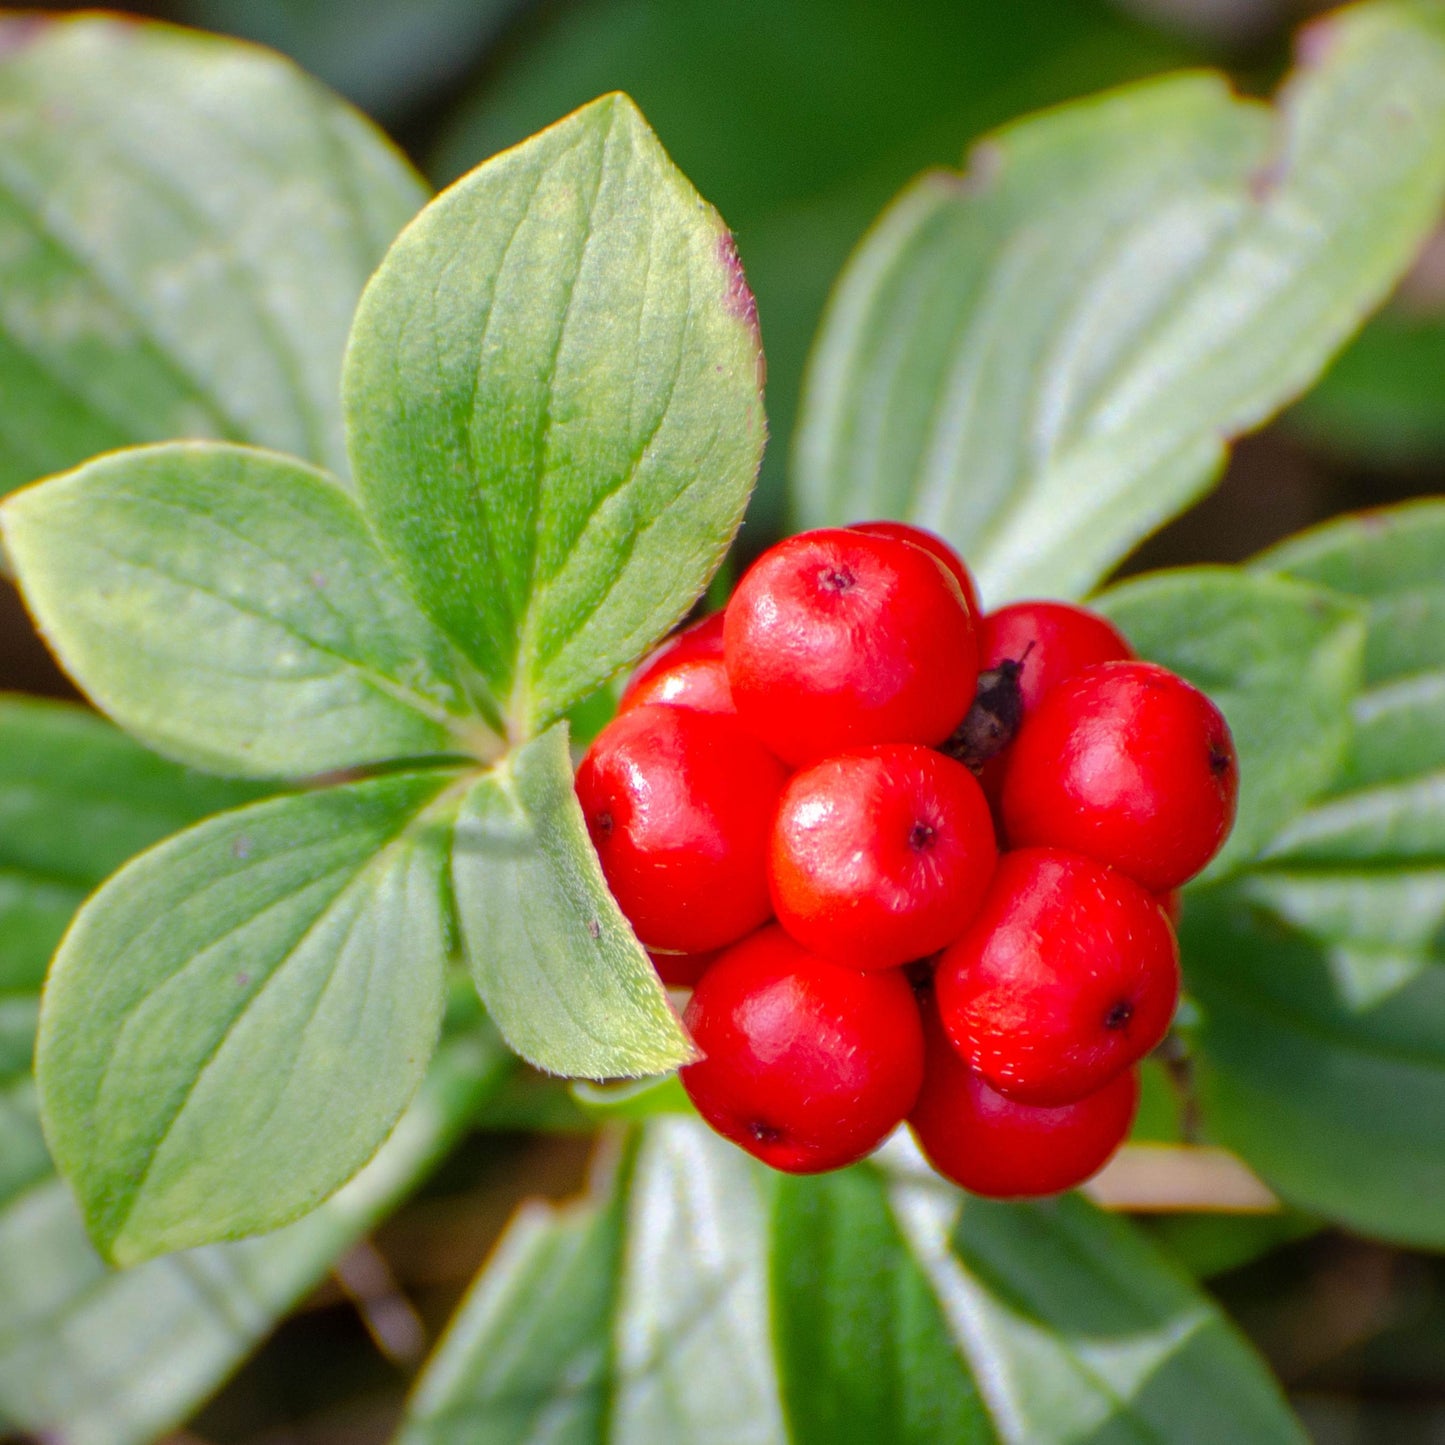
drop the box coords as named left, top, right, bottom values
left=1104, top=1000, right=1134, bottom=1031
left=820, top=566, right=856, bottom=594
left=749, top=1120, right=783, bottom=1144
left=940, top=652, right=1028, bottom=770
left=908, top=822, right=936, bottom=851
left=594, top=810, right=613, bottom=838
left=1209, top=745, right=1233, bottom=777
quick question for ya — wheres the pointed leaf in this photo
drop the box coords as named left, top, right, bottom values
left=345, top=92, right=766, bottom=736
left=37, top=770, right=461, bottom=1263
left=452, top=724, right=692, bottom=1079
left=0, top=13, right=425, bottom=490
left=400, top=1120, right=1304, bottom=1444
left=794, top=2, right=1445, bottom=603
left=2, top=443, right=492, bottom=779
left=0, top=1029, right=510, bottom=1445
left=1094, top=567, right=1365, bottom=880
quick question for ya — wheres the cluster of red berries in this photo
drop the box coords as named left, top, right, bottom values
left=576, top=523, right=1237, bottom=1198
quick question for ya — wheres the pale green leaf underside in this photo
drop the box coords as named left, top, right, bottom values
left=400, top=1120, right=1303, bottom=1444
left=1175, top=500, right=1445, bottom=1247
left=2, top=442, right=487, bottom=779
left=345, top=91, right=766, bottom=735
left=37, top=770, right=461, bottom=1264
left=452, top=724, right=692, bottom=1079
left=794, top=2, right=1445, bottom=605
left=1094, top=567, right=1365, bottom=882
left=0, top=695, right=262, bottom=1080
left=0, top=1029, right=510, bottom=1445
left=0, top=13, right=426, bottom=491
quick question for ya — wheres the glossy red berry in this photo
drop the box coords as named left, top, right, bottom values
left=769, top=745, right=997, bottom=970
left=848, top=520, right=981, bottom=617
left=681, top=925, right=925, bottom=1172
left=724, top=528, right=978, bottom=766
left=1001, top=661, right=1238, bottom=892
left=935, top=847, right=1179, bottom=1106
left=978, top=601, right=1134, bottom=715
left=909, top=1007, right=1139, bottom=1198
left=576, top=704, right=787, bottom=953
left=619, top=612, right=734, bottom=716
left=648, top=949, right=718, bottom=988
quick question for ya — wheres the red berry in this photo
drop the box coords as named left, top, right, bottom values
left=681, top=925, right=925, bottom=1173
left=1001, top=661, right=1238, bottom=891
left=576, top=705, right=787, bottom=953
left=934, top=847, right=1179, bottom=1106
left=978, top=601, right=1134, bottom=715
left=769, top=745, right=997, bottom=971
left=848, top=520, right=981, bottom=616
left=619, top=612, right=734, bottom=716
left=909, top=1007, right=1138, bottom=1198
left=724, top=528, right=978, bottom=766
left=648, top=949, right=718, bottom=988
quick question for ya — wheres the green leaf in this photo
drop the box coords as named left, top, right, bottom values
left=772, top=1169, right=992, bottom=1443
left=1093, top=567, right=1365, bottom=880
left=0, top=13, right=426, bottom=491
left=452, top=724, right=692, bottom=1079
left=2, top=443, right=492, bottom=779
left=1173, top=500, right=1445, bottom=1247
left=37, top=769, right=462, bottom=1264
left=1290, top=302, right=1445, bottom=465
left=0, top=696, right=263, bottom=1080
left=793, top=2, right=1445, bottom=605
left=345, top=92, right=766, bottom=736
left=0, top=1028, right=511, bottom=1445
left=432, top=0, right=1194, bottom=541
left=400, top=1120, right=1304, bottom=1444
left=1181, top=886, right=1445, bottom=1251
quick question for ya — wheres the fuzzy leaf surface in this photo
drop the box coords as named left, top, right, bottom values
left=451, top=724, right=691, bottom=1079
left=0, top=1029, right=509, bottom=1445
left=1094, top=567, right=1365, bottom=880
left=0, top=13, right=425, bottom=490
left=2, top=443, right=487, bottom=779
left=794, top=2, right=1445, bottom=603
left=37, top=770, right=461, bottom=1263
left=399, top=1121, right=1304, bottom=1444
left=346, top=92, right=766, bottom=735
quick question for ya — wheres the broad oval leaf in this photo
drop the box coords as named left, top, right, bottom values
left=400, top=1119, right=1304, bottom=1444
left=37, top=769, right=462, bottom=1264
left=451, top=724, right=692, bottom=1079
left=345, top=91, right=766, bottom=737
left=793, top=2, right=1445, bottom=605
left=0, top=1028, right=510, bottom=1445
left=1176, top=500, right=1445, bottom=1247
left=1094, top=567, right=1365, bottom=881
left=0, top=695, right=262, bottom=1081
left=2, top=443, right=493, bottom=779
left=0, top=13, right=426, bottom=489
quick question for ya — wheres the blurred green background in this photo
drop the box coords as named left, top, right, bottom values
left=5, top=1, right=1445, bottom=1441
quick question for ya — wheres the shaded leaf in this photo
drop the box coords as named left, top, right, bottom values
left=400, top=1120, right=1304, bottom=1443
left=452, top=725, right=691, bottom=1079
left=346, top=92, right=766, bottom=735
left=37, top=770, right=462, bottom=1263
left=0, top=13, right=425, bottom=490
left=2, top=443, right=491, bottom=778
left=793, top=3, right=1445, bottom=604
left=0, top=1028, right=510, bottom=1445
